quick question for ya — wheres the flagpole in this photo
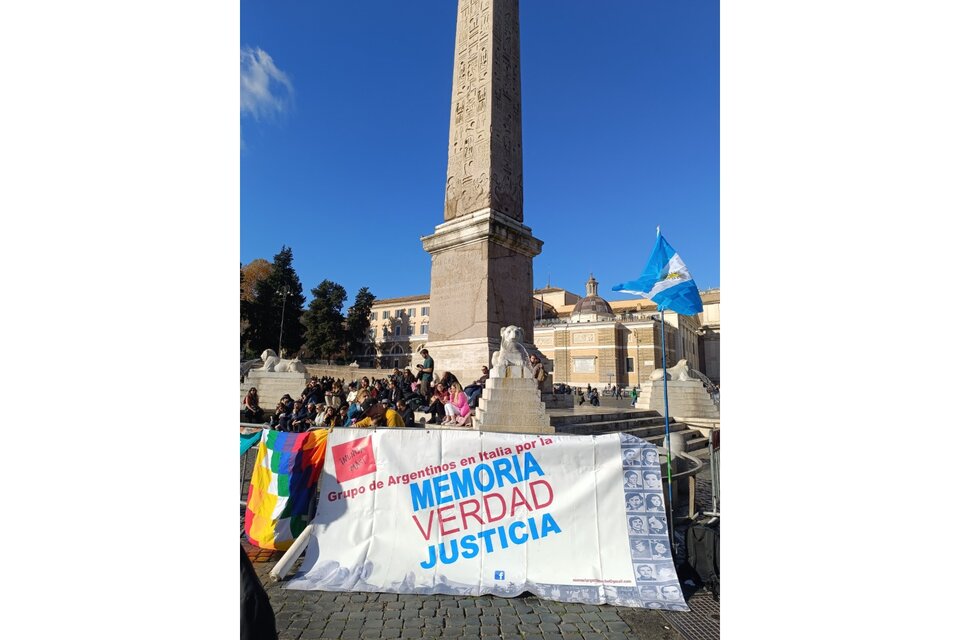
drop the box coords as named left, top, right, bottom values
left=612, top=226, right=701, bottom=557
left=659, top=307, right=677, bottom=553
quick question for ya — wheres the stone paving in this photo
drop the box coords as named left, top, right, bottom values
left=243, top=548, right=686, bottom=640
left=241, top=403, right=719, bottom=640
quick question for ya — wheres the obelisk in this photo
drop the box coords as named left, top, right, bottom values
left=421, top=0, right=543, bottom=385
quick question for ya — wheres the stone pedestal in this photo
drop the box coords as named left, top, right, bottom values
left=474, top=365, right=554, bottom=434
left=542, top=392, right=574, bottom=409
left=240, top=369, right=309, bottom=413
left=417, top=336, right=501, bottom=395
left=633, top=380, right=720, bottom=419
left=421, top=209, right=543, bottom=385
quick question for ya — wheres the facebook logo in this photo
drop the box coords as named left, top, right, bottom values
left=494, top=571, right=505, bottom=580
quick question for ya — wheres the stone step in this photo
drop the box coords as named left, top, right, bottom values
left=485, top=377, right=539, bottom=390
left=644, top=431, right=708, bottom=452
left=557, top=420, right=687, bottom=437
left=553, top=417, right=678, bottom=435
left=477, top=412, right=551, bottom=426
left=688, top=446, right=713, bottom=461
left=478, top=396, right=545, bottom=413
left=637, top=386, right=709, bottom=395
left=542, top=395, right=575, bottom=409
left=638, top=406, right=718, bottom=417
left=475, top=423, right=556, bottom=435
left=548, top=410, right=662, bottom=427
left=482, top=392, right=543, bottom=403
left=635, top=401, right=719, bottom=416
left=635, top=396, right=711, bottom=404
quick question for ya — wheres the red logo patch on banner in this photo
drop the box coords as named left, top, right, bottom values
left=332, top=436, right=377, bottom=482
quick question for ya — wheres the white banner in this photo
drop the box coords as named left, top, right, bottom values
left=284, top=429, right=688, bottom=610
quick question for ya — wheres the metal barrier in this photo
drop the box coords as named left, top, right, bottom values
left=658, top=447, right=704, bottom=521
left=239, top=424, right=264, bottom=507
left=704, top=429, right=720, bottom=517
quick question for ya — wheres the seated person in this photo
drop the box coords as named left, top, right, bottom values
left=278, top=394, right=295, bottom=414
left=463, top=367, right=489, bottom=409
left=242, top=388, right=264, bottom=423
left=354, top=399, right=404, bottom=428
left=386, top=380, right=403, bottom=407
left=442, top=382, right=472, bottom=426
left=327, top=383, right=345, bottom=409
left=318, top=405, right=338, bottom=428
left=426, top=383, right=449, bottom=425
left=345, top=390, right=370, bottom=425
left=396, top=399, right=416, bottom=427
left=299, top=378, right=316, bottom=402
left=268, top=401, right=289, bottom=430
left=528, top=354, right=546, bottom=389
left=345, top=382, right=359, bottom=404
left=307, top=382, right=324, bottom=406
left=289, top=400, right=311, bottom=432
left=402, top=369, right=418, bottom=394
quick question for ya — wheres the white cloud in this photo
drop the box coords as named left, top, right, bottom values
left=240, top=46, right=293, bottom=120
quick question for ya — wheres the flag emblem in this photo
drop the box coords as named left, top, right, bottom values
left=611, top=231, right=703, bottom=315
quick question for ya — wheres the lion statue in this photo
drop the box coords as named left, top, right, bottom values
left=260, top=349, right=307, bottom=374
left=649, top=359, right=694, bottom=382
left=490, top=325, right=532, bottom=377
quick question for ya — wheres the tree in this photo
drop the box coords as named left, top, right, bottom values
left=240, top=265, right=249, bottom=352
left=344, top=287, right=376, bottom=360
left=242, top=246, right=307, bottom=356
left=302, top=280, right=347, bottom=362
left=241, top=258, right=273, bottom=302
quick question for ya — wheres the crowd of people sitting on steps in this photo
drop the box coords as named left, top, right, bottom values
left=240, top=348, right=654, bottom=431
left=241, top=349, right=493, bottom=431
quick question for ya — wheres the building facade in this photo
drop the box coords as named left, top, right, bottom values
left=356, top=295, right=432, bottom=370
left=533, top=276, right=705, bottom=388
left=358, top=278, right=720, bottom=386
left=697, top=288, right=720, bottom=383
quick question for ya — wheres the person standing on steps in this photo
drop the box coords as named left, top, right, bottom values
left=417, top=348, right=434, bottom=399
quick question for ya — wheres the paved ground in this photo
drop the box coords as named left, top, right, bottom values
left=244, top=564, right=689, bottom=640
left=241, top=404, right=719, bottom=639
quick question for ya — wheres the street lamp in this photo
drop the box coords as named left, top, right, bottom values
left=277, top=286, right=291, bottom=356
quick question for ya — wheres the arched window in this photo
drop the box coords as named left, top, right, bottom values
left=390, top=345, right=404, bottom=369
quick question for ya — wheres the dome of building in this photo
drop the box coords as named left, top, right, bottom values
left=571, top=275, right=614, bottom=322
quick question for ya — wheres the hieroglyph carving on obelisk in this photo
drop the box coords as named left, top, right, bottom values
left=444, top=0, right=523, bottom=222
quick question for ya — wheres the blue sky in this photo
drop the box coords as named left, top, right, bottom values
left=241, top=0, right=718, bottom=304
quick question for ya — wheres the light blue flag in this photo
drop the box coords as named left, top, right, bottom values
left=612, top=230, right=703, bottom=315
left=241, top=430, right=263, bottom=456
